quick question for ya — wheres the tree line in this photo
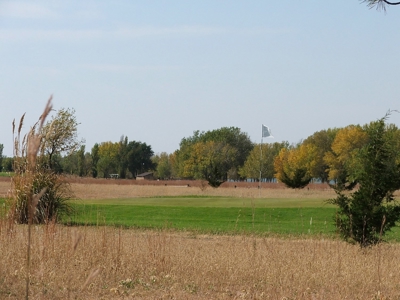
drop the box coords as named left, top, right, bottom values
left=2, top=109, right=400, bottom=190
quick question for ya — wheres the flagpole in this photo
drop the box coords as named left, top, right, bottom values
left=260, top=125, right=273, bottom=197
left=259, top=126, right=263, bottom=197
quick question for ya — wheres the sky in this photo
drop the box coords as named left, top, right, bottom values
left=1, top=1, right=400, bottom=157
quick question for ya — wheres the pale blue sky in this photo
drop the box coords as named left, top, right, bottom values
left=1, top=1, right=399, bottom=157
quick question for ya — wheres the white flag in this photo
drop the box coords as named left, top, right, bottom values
left=262, top=125, right=273, bottom=138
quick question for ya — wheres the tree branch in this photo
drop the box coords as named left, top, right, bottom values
left=384, top=0, right=400, bottom=4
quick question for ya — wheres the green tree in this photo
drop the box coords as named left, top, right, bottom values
left=176, top=127, right=253, bottom=180
left=2, top=156, right=14, bottom=172
left=197, top=127, right=253, bottom=168
left=97, top=141, right=119, bottom=178
left=91, top=143, right=100, bottom=178
left=0, top=144, right=3, bottom=171
left=83, top=152, right=93, bottom=177
left=94, top=139, right=155, bottom=178
left=328, top=113, right=400, bottom=247
left=97, top=156, right=117, bottom=178
left=40, top=108, right=84, bottom=170
left=169, top=151, right=178, bottom=178
left=153, top=152, right=173, bottom=179
left=77, top=145, right=86, bottom=177
left=183, top=141, right=237, bottom=187
left=117, top=136, right=129, bottom=179
left=61, top=151, right=78, bottom=175
left=126, top=141, right=155, bottom=177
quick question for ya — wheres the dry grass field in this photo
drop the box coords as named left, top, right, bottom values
left=2, top=177, right=400, bottom=299
left=1, top=223, right=400, bottom=299
left=0, top=177, right=337, bottom=200
left=70, top=182, right=336, bottom=200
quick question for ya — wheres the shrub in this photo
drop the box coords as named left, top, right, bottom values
left=9, top=165, right=73, bottom=224
left=7, top=97, right=74, bottom=224
left=328, top=112, right=400, bottom=247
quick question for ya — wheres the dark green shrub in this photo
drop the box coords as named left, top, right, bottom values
left=328, top=113, right=400, bottom=247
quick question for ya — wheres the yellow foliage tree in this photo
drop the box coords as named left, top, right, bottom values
left=274, top=143, right=318, bottom=188
left=97, top=141, right=120, bottom=177
left=324, top=125, right=368, bottom=189
left=98, top=141, right=119, bottom=159
left=302, top=128, right=338, bottom=182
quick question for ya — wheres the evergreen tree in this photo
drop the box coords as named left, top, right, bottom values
left=328, top=112, right=400, bottom=247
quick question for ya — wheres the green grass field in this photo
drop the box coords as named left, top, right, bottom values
left=3, top=195, right=400, bottom=240
left=66, top=203, right=335, bottom=236
left=63, top=196, right=336, bottom=236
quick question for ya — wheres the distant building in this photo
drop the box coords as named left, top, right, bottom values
left=136, top=172, right=154, bottom=180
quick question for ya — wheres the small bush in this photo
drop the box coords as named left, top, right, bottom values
left=7, top=97, right=74, bottom=224
left=9, top=165, right=73, bottom=224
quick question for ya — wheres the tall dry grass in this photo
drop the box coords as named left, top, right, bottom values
left=1, top=223, right=400, bottom=299
left=4, top=97, right=77, bottom=299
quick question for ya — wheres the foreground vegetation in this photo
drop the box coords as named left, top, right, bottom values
left=2, top=222, right=400, bottom=299
left=2, top=181, right=400, bottom=298
left=3, top=92, right=400, bottom=295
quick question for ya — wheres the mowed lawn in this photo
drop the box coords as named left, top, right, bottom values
left=3, top=194, right=400, bottom=240
left=65, top=196, right=337, bottom=236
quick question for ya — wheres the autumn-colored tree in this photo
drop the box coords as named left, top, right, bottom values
left=303, top=128, right=339, bottom=182
left=183, top=141, right=237, bottom=187
left=324, top=125, right=368, bottom=190
left=239, top=142, right=288, bottom=181
left=274, top=143, right=318, bottom=189
left=97, top=141, right=119, bottom=178
left=175, top=127, right=253, bottom=180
